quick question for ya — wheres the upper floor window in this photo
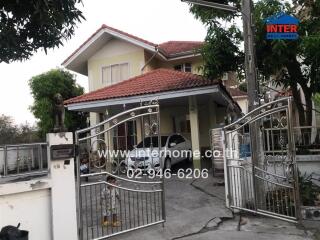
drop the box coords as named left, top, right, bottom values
left=174, top=63, right=192, bottom=73
left=102, top=63, right=129, bottom=85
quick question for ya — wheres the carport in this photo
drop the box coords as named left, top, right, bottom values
left=65, top=69, right=241, bottom=169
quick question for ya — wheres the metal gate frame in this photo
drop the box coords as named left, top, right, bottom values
left=222, top=97, right=301, bottom=222
left=75, top=101, right=165, bottom=239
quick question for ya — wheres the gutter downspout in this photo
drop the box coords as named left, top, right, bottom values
left=141, top=46, right=159, bottom=74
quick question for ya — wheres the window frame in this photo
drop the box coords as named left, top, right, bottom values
left=184, top=63, right=192, bottom=72
left=173, top=63, right=192, bottom=73
left=101, top=62, right=130, bottom=86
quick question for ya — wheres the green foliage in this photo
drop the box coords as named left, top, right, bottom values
left=238, top=82, right=247, bottom=92
left=314, top=93, right=320, bottom=107
left=298, top=171, right=320, bottom=206
left=0, top=0, right=84, bottom=63
left=0, top=115, right=42, bottom=144
left=199, top=24, right=244, bottom=79
left=189, top=0, right=244, bottom=79
left=0, top=115, right=17, bottom=144
left=29, top=69, right=87, bottom=137
left=189, top=0, right=320, bottom=126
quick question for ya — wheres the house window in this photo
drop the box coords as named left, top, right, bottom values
left=174, top=65, right=183, bottom=72
left=184, top=63, right=192, bottom=72
left=174, top=63, right=192, bottom=73
left=102, top=63, right=129, bottom=85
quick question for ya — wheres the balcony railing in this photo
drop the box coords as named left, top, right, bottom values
left=0, top=143, right=48, bottom=181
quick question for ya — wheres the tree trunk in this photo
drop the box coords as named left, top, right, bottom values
left=300, top=85, right=313, bottom=146
left=302, top=87, right=313, bottom=127
left=286, top=59, right=313, bottom=149
left=286, top=59, right=308, bottom=127
left=291, top=85, right=306, bottom=126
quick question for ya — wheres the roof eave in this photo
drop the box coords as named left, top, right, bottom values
left=62, top=27, right=159, bottom=75
left=167, top=52, right=202, bottom=61
left=65, top=85, right=221, bottom=111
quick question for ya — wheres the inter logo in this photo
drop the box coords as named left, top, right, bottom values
left=265, top=12, right=299, bottom=40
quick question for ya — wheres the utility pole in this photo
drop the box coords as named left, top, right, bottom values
left=181, top=0, right=261, bottom=207
left=239, top=0, right=261, bottom=210
left=241, top=0, right=258, bottom=111
left=181, top=0, right=259, bottom=110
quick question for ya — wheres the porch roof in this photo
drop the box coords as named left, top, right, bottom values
left=64, top=68, right=241, bottom=112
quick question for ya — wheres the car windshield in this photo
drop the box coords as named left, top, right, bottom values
left=136, top=136, right=168, bottom=148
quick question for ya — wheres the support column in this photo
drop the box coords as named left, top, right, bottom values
left=47, top=132, right=78, bottom=240
left=136, top=118, right=142, bottom=143
left=189, top=96, right=201, bottom=169
left=89, top=112, right=99, bottom=151
left=208, top=98, right=217, bottom=129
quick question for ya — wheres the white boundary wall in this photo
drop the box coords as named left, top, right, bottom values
left=0, top=132, right=78, bottom=240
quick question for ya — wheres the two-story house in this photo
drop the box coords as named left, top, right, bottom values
left=63, top=24, right=246, bottom=168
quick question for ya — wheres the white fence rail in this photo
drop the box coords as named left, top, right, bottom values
left=0, top=143, right=48, bottom=180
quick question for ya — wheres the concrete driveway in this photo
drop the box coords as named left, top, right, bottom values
left=110, top=173, right=314, bottom=240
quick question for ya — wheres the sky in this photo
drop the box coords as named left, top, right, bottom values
left=0, top=0, right=207, bottom=125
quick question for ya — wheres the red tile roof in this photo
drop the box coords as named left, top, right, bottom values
left=62, top=24, right=203, bottom=65
left=158, top=41, right=203, bottom=56
left=226, top=88, right=248, bottom=98
left=64, top=68, right=219, bottom=105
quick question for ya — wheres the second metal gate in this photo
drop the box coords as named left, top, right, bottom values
left=221, top=97, right=300, bottom=222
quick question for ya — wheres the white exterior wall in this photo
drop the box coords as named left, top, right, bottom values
left=236, top=98, right=249, bottom=114
left=0, top=182, right=52, bottom=239
left=0, top=133, right=78, bottom=240
left=297, top=155, right=320, bottom=176
left=88, top=38, right=145, bottom=92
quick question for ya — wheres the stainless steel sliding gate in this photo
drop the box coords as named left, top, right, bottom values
left=75, top=102, right=165, bottom=239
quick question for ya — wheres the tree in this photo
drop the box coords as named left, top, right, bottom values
left=0, top=115, right=42, bottom=144
left=29, top=69, right=87, bottom=137
left=0, top=115, right=18, bottom=144
left=0, top=0, right=84, bottom=63
left=239, top=82, right=247, bottom=93
left=189, top=0, right=320, bottom=126
left=315, top=93, right=320, bottom=108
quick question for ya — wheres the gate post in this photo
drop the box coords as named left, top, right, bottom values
left=210, top=128, right=230, bottom=207
left=287, top=98, right=301, bottom=222
left=47, top=132, right=78, bottom=240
